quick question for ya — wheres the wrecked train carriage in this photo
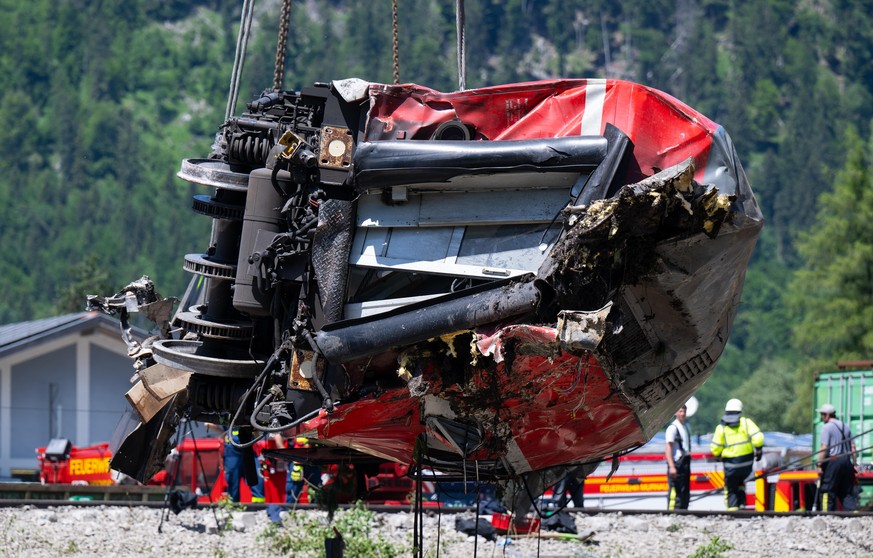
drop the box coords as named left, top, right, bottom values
left=102, top=78, right=762, bottom=499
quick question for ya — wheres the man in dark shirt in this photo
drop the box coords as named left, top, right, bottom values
left=665, top=404, right=691, bottom=510
left=816, top=403, right=858, bottom=511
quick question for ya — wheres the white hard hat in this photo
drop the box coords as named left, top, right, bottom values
left=685, top=396, right=699, bottom=418
left=725, top=398, right=743, bottom=413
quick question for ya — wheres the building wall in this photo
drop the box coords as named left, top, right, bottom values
left=89, top=344, right=135, bottom=443
left=10, top=345, right=77, bottom=460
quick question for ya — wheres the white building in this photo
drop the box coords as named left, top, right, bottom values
left=0, top=312, right=143, bottom=478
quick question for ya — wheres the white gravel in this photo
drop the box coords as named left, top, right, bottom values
left=1, top=505, right=872, bottom=557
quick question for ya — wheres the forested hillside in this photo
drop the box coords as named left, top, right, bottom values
left=1, top=0, right=871, bottom=433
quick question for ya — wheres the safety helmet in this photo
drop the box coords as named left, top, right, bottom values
left=725, top=398, right=743, bottom=413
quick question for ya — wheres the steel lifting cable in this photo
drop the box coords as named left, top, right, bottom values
left=226, top=0, right=256, bottom=121
left=392, top=0, right=400, bottom=84
left=456, top=0, right=466, bottom=91
left=274, top=0, right=293, bottom=90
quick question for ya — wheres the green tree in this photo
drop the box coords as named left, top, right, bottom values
left=786, top=127, right=873, bottom=425
left=55, top=255, right=115, bottom=314
left=832, top=0, right=873, bottom=109
left=789, top=127, right=873, bottom=358
left=732, top=357, right=800, bottom=431
left=0, top=1, right=872, bottom=444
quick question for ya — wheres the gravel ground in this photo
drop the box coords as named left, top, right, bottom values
left=1, top=505, right=872, bottom=558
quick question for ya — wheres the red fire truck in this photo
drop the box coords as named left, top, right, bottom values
left=36, top=436, right=292, bottom=503
left=35, top=436, right=416, bottom=505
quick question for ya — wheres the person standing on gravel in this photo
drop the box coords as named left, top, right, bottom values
left=816, top=403, right=858, bottom=511
left=710, top=399, right=763, bottom=511
left=665, top=404, right=692, bottom=510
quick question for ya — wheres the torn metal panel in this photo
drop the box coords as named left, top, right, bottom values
left=108, top=397, right=184, bottom=483
left=125, top=380, right=168, bottom=424
left=139, top=363, right=193, bottom=400
left=557, top=302, right=613, bottom=352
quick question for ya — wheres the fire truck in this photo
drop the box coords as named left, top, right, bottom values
left=36, top=439, right=114, bottom=486
left=35, top=436, right=416, bottom=505
left=36, top=436, right=281, bottom=503
left=579, top=450, right=725, bottom=510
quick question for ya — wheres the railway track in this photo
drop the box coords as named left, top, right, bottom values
left=1, top=483, right=870, bottom=519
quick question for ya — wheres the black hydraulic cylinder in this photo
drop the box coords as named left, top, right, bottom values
left=314, top=278, right=540, bottom=363
left=351, top=136, right=608, bottom=191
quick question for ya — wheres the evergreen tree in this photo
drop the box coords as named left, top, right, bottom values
left=789, top=127, right=873, bottom=360
left=783, top=127, right=873, bottom=429
left=55, top=255, right=114, bottom=314
left=732, top=357, right=799, bottom=431
left=1, top=0, right=873, bottom=439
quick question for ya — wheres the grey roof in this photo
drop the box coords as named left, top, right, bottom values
left=0, top=312, right=143, bottom=359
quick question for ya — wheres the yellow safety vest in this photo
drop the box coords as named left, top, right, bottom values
left=710, top=417, right=763, bottom=459
left=290, top=463, right=304, bottom=482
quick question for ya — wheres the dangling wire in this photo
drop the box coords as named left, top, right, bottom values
left=455, top=0, right=466, bottom=91
left=392, top=0, right=400, bottom=84
left=273, top=0, right=293, bottom=91
left=226, top=0, right=256, bottom=121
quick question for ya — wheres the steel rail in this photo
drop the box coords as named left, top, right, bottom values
left=1, top=487, right=870, bottom=519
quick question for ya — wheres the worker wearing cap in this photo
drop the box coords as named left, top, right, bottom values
left=816, top=403, right=858, bottom=511
left=665, top=404, right=691, bottom=510
left=710, top=399, right=764, bottom=510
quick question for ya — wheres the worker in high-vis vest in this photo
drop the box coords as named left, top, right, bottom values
left=710, top=399, right=764, bottom=510
left=286, top=437, right=322, bottom=504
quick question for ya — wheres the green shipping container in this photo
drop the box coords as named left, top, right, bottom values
left=812, top=364, right=873, bottom=466
left=813, top=364, right=873, bottom=507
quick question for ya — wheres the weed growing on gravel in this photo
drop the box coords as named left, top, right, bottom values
left=687, top=535, right=733, bottom=558
left=259, top=501, right=408, bottom=557
left=215, top=497, right=247, bottom=532
left=667, top=522, right=682, bottom=532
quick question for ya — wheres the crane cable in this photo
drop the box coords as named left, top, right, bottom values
left=225, top=0, right=256, bottom=121
left=274, top=0, right=292, bottom=91
left=456, top=0, right=466, bottom=91
left=392, top=0, right=400, bottom=84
